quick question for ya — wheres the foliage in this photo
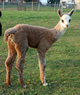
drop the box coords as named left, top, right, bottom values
left=0, top=10, right=80, bottom=95
left=24, top=0, right=32, bottom=2
left=48, top=0, right=60, bottom=4
left=24, top=0, right=40, bottom=2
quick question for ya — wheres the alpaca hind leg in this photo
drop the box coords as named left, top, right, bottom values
left=15, top=50, right=27, bottom=88
left=38, top=51, right=48, bottom=86
left=15, top=43, right=28, bottom=88
left=5, top=42, right=17, bottom=86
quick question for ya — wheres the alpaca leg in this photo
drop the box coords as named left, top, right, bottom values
left=38, top=51, right=48, bottom=86
left=15, top=51, right=27, bottom=88
left=5, top=42, right=17, bottom=86
left=15, top=43, right=28, bottom=88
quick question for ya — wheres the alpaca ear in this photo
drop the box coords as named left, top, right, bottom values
left=58, top=9, right=63, bottom=18
left=68, top=9, right=74, bottom=16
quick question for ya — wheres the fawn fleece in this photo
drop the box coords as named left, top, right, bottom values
left=4, top=9, right=74, bottom=88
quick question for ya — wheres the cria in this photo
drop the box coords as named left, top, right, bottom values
left=4, top=9, right=74, bottom=88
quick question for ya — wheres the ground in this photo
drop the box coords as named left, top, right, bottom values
left=0, top=10, right=80, bottom=95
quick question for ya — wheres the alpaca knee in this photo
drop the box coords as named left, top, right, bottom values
left=5, top=60, right=12, bottom=70
left=15, top=62, right=24, bottom=72
left=15, top=64, right=23, bottom=72
left=5, top=54, right=16, bottom=69
left=39, top=64, right=46, bottom=70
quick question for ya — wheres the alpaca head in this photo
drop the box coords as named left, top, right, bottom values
left=58, top=9, right=74, bottom=29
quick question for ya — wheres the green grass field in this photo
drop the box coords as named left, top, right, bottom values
left=0, top=10, right=80, bottom=95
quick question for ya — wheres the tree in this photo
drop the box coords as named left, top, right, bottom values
left=48, top=0, right=60, bottom=4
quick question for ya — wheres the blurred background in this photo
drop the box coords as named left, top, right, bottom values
left=0, top=0, right=80, bottom=12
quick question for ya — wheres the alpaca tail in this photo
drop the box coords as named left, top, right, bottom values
left=4, top=28, right=17, bottom=42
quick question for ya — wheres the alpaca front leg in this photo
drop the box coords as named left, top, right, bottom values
left=39, top=63, right=48, bottom=86
left=38, top=51, right=48, bottom=86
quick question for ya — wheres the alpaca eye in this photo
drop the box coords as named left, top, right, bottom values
left=62, top=20, right=64, bottom=23
left=69, top=19, right=71, bottom=22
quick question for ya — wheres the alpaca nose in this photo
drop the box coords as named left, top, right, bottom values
left=66, top=25, right=69, bottom=28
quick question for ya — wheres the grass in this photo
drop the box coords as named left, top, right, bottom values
left=0, top=10, right=80, bottom=95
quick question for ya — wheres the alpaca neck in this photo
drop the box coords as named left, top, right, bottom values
left=54, top=21, right=66, bottom=32
left=51, top=21, right=67, bottom=42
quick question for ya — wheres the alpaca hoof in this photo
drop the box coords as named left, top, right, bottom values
left=7, top=84, right=12, bottom=87
left=43, top=83, right=48, bottom=86
left=22, top=84, right=27, bottom=88
left=6, top=83, right=12, bottom=87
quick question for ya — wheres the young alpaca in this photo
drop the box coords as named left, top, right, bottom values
left=4, top=9, right=74, bottom=88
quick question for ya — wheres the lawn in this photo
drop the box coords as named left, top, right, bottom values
left=0, top=10, right=80, bottom=95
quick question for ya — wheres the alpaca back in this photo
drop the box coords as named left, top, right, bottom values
left=14, top=24, right=53, bottom=49
left=4, top=24, right=53, bottom=49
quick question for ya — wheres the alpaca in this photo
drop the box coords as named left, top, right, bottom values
left=4, top=9, right=74, bottom=88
